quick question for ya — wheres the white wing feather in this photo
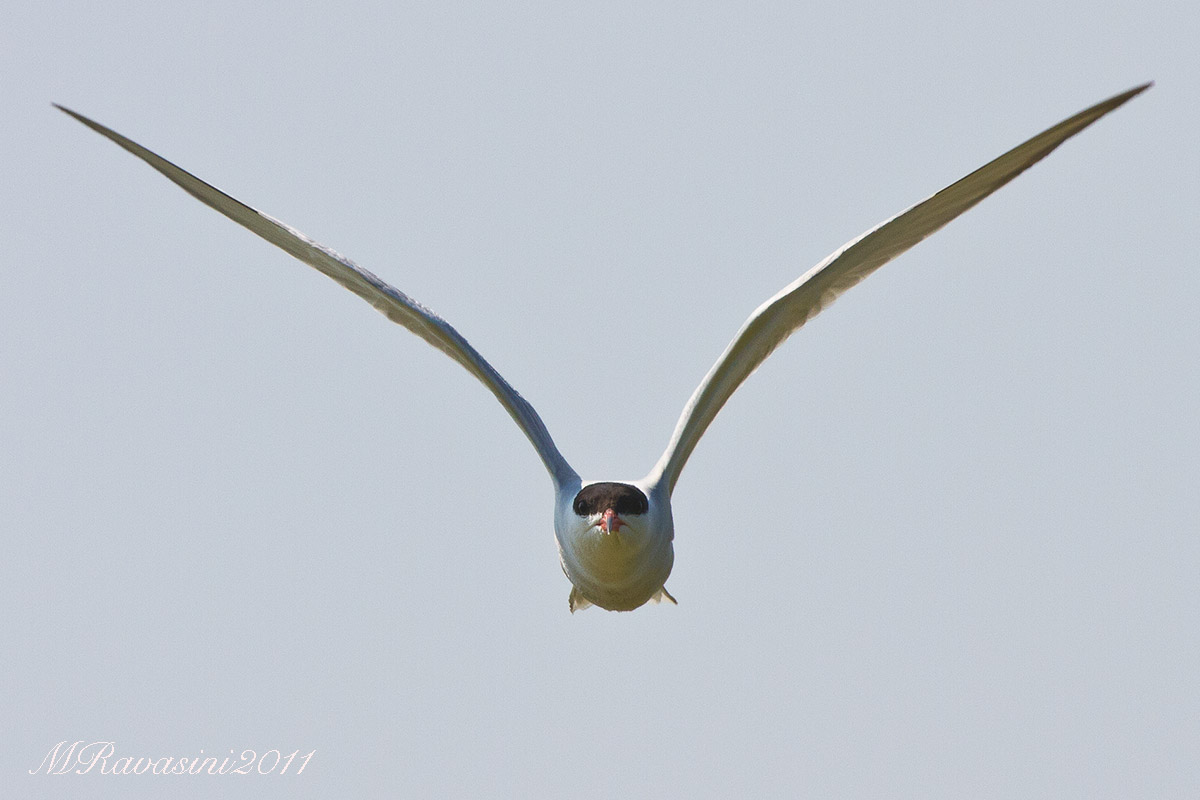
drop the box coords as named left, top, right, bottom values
left=57, top=105, right=578, bottom=490
left=651, top=83, right=1150, bottom=495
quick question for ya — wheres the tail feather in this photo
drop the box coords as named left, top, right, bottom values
left=651, top=586, right=678, bottom=606
left=568, top=588, right=593, bottom=613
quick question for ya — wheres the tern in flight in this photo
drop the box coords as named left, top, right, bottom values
left=58, top=83, right=1148, bottom=612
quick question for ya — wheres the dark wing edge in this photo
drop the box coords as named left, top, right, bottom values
left=56, top=104, right=579, bottom=489
left=650, top=82, right=1151, bottom=496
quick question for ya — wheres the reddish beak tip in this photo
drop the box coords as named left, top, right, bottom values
left=600, top=508, right=625, bottom=534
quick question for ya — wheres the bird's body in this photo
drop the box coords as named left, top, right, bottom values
left=556, top=479, right=674, bottom=612
left=57, top=83, right=1149, bottom=612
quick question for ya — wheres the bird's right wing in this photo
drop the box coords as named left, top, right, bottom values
left=651, top=83, right=1150, bottom=496
left=57, top=105, right=579, bottom=490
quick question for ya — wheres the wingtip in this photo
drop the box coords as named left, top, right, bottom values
left=53, top=104, right=124, bottom=142
left=1120, top=81, right=1154, bottom=102
left=53, top=103, right=85, bottom=122
left=1075, top=82, right=1152, bottom=123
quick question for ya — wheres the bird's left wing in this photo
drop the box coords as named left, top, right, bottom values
left=650, top=83, right=1150, bottom=496
left=57, top=105, right=578, bottom=489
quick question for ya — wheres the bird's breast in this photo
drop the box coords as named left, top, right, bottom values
left=557, top=524, right=674, bottom=611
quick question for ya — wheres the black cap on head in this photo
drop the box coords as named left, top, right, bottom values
left=572, top=482, right=649, bottom=517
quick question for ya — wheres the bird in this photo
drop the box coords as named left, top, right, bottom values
left=57, top=83, right=1149, bottom=612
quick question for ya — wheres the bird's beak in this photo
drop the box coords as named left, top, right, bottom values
left=600, top=508, right=625, bottom=535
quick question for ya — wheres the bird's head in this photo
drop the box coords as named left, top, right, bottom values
left=570, top=481, right=650, bottom=536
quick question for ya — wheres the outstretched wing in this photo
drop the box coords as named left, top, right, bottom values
left=651, top=83, right=1150, bottom=495
left=57, top=105, right=578, bottom=490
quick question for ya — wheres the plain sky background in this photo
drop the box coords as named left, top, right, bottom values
left=3, top=1, right=1196, bottom=797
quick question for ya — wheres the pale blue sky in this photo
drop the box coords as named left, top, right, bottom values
left=3, top=1, right=1197, bottom=797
